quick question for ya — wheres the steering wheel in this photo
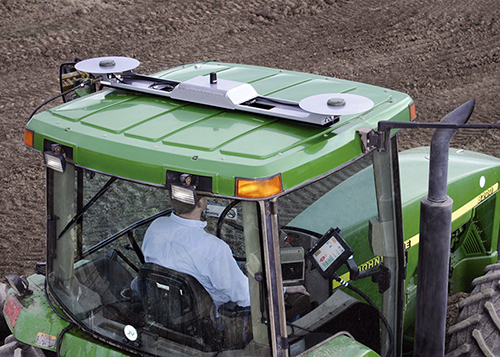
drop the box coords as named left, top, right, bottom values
left=215, top=200, right=245, bottom=261
left=216, top=200, right=243, bottom=237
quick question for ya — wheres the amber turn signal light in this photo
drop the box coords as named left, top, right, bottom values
left=409, top=102, right=417, bottom=121
left=24, top=128, right=34, bottom=148
left=236, top=174, right=283, bottom=199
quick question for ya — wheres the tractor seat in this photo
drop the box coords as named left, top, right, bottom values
left=136, top=263, right=220, bottom=351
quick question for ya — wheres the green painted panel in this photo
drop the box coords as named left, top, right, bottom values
left=51, top=91, right=133, bottom=121
left=303, top=334, right=380, bottom=356
left=271, top=78, right=356, bottom=101
left=8, top=275, right=70, bottom=352
left=216, top=66, right=278, bottom=83
left=251, top=72, right=311, bottom=96
left=82, top=97, right=178, bottom=133
left=221, top=121, right=326, bottom=159
left=125, top=105, right=215, bottom=141
left=60, top=330, right=132, bottom=357
left=162, top=112, right=269, bottom=151
left=158, top=64, right=230, bottom=81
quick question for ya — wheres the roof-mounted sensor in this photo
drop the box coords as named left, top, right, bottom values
left=76, top=57, right=375, bottom=126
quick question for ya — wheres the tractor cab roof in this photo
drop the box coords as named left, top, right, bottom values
left=26, top=61, right=414, bottom=198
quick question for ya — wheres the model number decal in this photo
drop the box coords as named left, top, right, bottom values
left=452, top=182, right=499, bottom=222
left=476, top=184, right=498, bottom=205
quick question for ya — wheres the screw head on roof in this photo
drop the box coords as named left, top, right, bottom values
left=327, top=98, right=346, bottom=107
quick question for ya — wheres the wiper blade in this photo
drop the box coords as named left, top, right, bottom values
left=57, top=176, right=117, bottom=240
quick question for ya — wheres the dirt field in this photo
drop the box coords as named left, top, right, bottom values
left=1, top=0, right=499, bottom=283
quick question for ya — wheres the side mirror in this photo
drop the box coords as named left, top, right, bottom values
left=5, top=275, right=33, bottom=297
left=59, top=58, right=97, bottom=102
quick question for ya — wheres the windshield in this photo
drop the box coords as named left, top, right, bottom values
left=276, top=152, right=383, bottom=354
left=46, top=164, right=263, bottom=356
left=46, top=151, right=383, bottom=356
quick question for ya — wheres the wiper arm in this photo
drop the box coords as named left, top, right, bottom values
left=57, top=176, right=117, bottom=240
left=82, top=208, right=173, bottom=258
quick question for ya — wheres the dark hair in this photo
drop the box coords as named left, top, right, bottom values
left=171, top=199, right=197, bottom=215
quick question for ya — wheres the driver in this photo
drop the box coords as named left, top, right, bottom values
left=142, top=195, right=251, bottom=309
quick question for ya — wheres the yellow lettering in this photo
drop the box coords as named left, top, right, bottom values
left=332, top=256, right=383, bottom=290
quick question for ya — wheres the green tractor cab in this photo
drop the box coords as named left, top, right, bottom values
left=2, top=58, right=500, bottom=356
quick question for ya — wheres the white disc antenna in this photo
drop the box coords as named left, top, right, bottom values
left=75, top=56, right=140, bottom=75
left=299, top=93, right=375, bottom=116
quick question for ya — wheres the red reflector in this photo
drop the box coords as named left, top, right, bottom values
left=4, top=294, right=23, bottom=329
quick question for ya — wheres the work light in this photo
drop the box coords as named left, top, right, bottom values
left=43, top=144, right=66, bottom=173
left=43, top=150, right=66, bottom=173
left=171, top=184, right=198, bottom=205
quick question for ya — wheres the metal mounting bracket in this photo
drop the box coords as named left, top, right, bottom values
left=357, top=126, right=384, bottom=153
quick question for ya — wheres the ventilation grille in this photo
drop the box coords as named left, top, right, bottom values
left=462, top=221, right=486, bottom=255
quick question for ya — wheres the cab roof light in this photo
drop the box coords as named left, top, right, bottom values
left=43, top=144, right=66, bottom=173
left=236, top=174, right=283, bottom=199
left=24, top=128, right=34, bottom=148
left=409, top=102, right=417, bottom=121
left=171, top=184, right=198, bottom=205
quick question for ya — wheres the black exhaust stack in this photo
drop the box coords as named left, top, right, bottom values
left=413, top=99, right=475, bottom=356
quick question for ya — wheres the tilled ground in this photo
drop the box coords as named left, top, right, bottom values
left=0, top=0, right=499, bottom=327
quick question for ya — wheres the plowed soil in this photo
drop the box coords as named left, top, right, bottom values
left=1, top=0, right=499, bottom=283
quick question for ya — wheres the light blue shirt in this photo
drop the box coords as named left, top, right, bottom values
left=142, top=213, right=250, bottom=308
